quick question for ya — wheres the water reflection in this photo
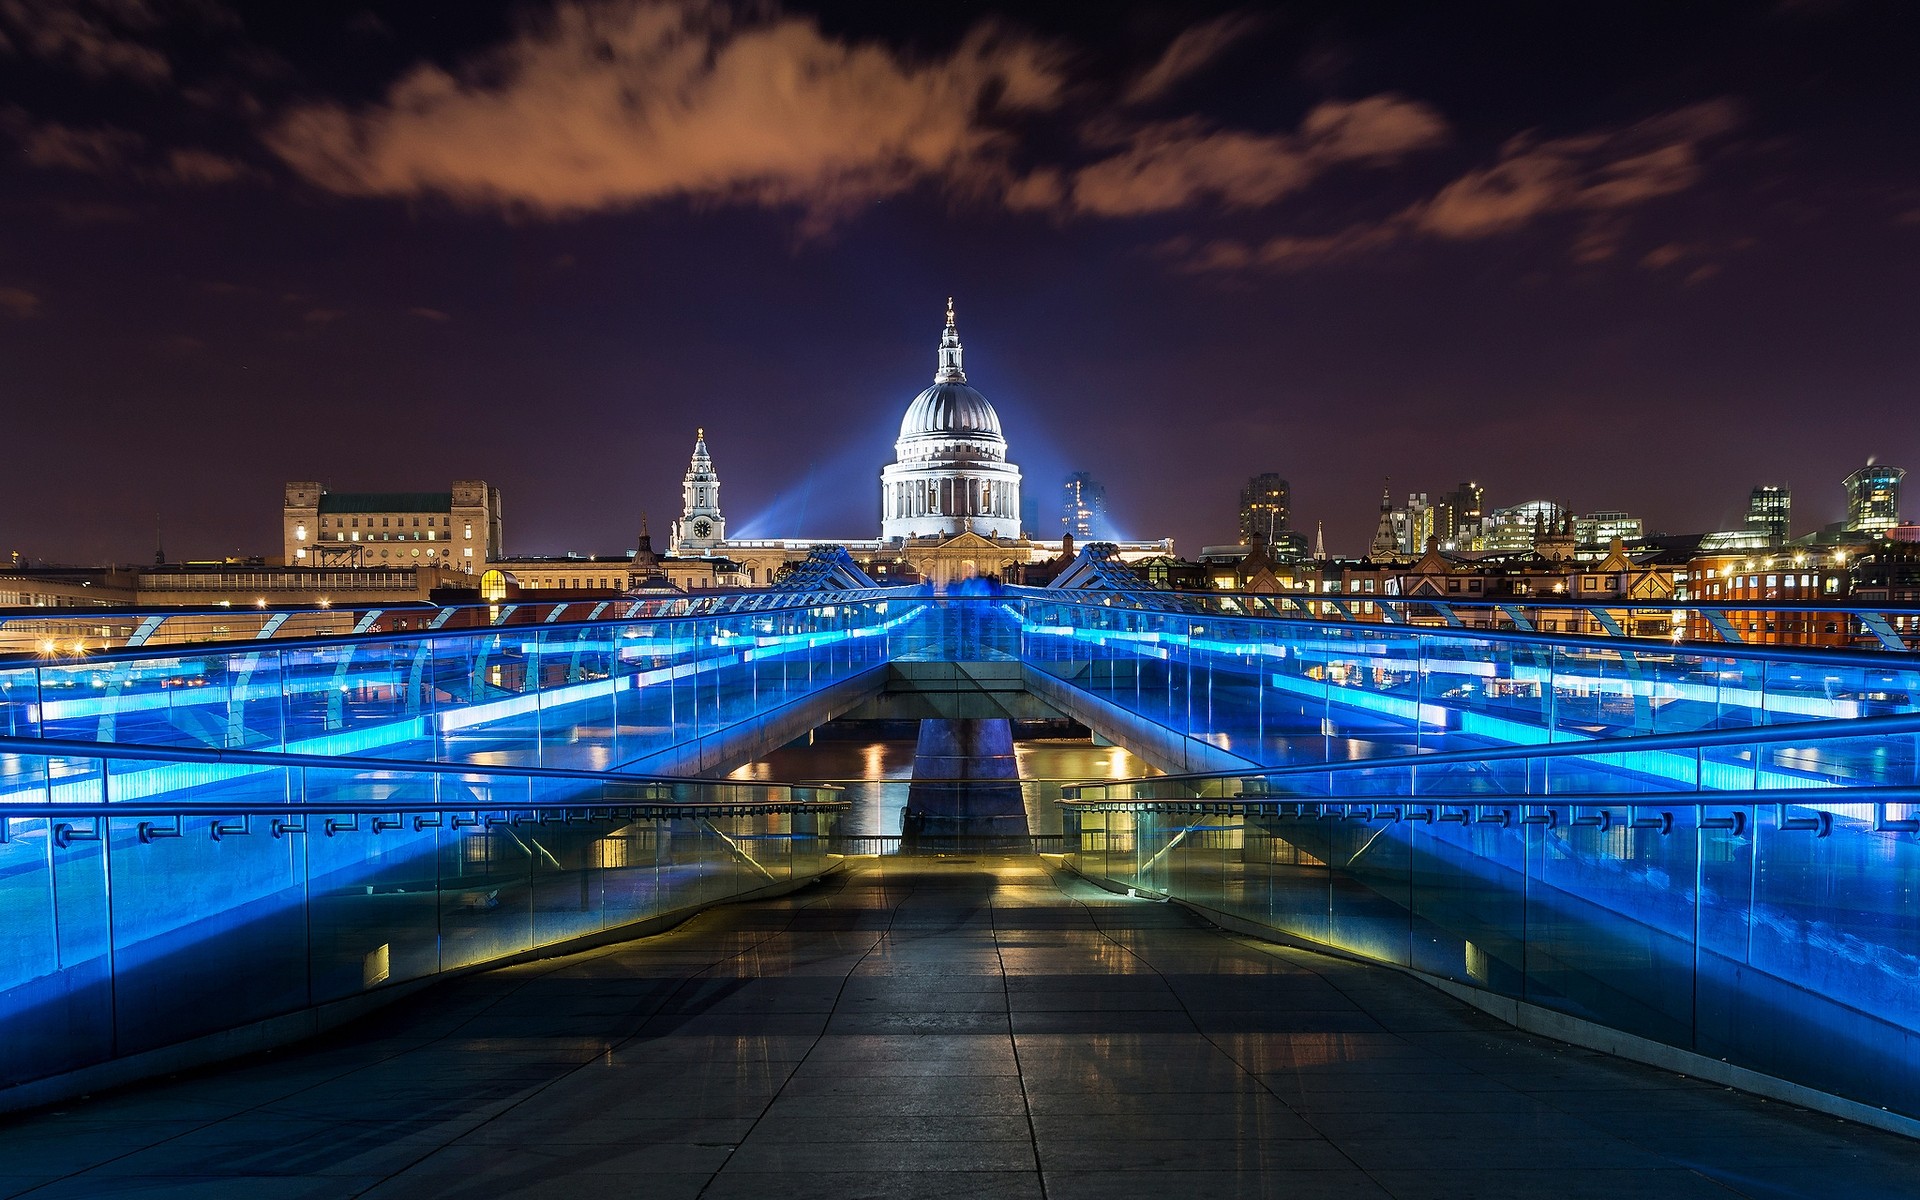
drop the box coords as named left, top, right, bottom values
left=730, top=734, right=1159, bottom=844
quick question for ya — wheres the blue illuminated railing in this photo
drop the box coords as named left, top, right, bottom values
left=0, top=736, right=846, bottom=1103
left=7, top=591, right=1920, bottom=783
left=1060, top=717, right=1920, bottom=1125
left=0, top=594, right=925, bottom=771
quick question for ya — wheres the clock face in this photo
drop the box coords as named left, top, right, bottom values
left=693, top=519, right=712, bottom=538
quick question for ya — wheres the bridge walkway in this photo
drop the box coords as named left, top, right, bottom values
left=0, top=858, right=1910, bottom=1200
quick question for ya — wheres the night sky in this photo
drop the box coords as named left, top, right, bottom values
left=3, top=0, right=1918, bottom=564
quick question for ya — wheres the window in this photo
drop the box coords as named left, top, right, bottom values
left=382, top=518, right=390, bottom=527
left=412, top=517, right=421, bottom=527
left=351, top=518, right=359, bottom=528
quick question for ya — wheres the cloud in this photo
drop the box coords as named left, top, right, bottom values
left=1409, top=101, right=1741, bottom=240
left=6, top=112, right=257, bottom=184
left=1122, top=11, right=1263, bottom=105
left=1169, top=99, right=1742, bottom=272
left=162, top=146, right=255, bottom=184
left=408, top=306, right=450, bottom=320
left=14, top=119, right=143, bottom=172
left=0, top=286, right=41, bottom=317
left=302, top=307, right=344, bottom=325
left=0, top=0, right=170, bottom=83
left=268, top=0, right=1066, bottom=224
left=1046, top=94, right=1448, bottom=217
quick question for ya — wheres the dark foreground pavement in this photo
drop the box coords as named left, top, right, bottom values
left=1, top=857, right=1913, bottom=1199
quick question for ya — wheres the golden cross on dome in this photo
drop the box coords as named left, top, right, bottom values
left=945, top=297, right=955, bottom=326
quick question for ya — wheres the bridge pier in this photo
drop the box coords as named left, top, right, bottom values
left=902, top=717, right=1029, bottom=850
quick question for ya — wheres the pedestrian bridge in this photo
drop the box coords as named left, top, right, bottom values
left=1, top=585, right=1917, bottom=1144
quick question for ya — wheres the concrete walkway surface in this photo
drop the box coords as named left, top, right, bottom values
left=0, top=857, right=1913, bottom=1199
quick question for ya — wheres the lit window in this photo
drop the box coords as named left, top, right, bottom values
left=465, top=523, right=473, bottom=539
left=464, top=547, right=473, bottom=557
left=352, top=532, right=360, bottom=541
left=294, top=524, right=307, bottom=541
left=427, top=531, right=435, bottom=541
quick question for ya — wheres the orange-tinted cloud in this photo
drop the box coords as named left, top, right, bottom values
left=1122, top=11, right=1264, bottom=105
left=14, top=118, right=143, bottom=173
left=269, top=0, right=1066, bottom=224
left=1048, top=95, right=1448, bottom=217
left=1171, top=99, right=1742, bottom=272
left=0, top=0, right=170, bottom=83
left=8, top=113, right=256, bottom=185
left=0, top=286, right=41, bottom=317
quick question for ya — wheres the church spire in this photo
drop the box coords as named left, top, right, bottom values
left=1368, top=480, right=1400, bottom=562
left=674, top=429, right=724, bottom=550
left=935, top=296, right=966, bottom=384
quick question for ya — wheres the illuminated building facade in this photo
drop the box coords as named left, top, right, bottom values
left=282, top=481, right=500, bottom=573
left=672, top=429, right=727, bottom=552
left=880, top=301, right=1023, bottom=542
left=1062, top=472, right=1107, bottom=539
left=1747, top=484, right=1791, bottom=547
left=1844, top=465, right=1904, bottom=533
left=1237, top=474, right=1290, bottom=546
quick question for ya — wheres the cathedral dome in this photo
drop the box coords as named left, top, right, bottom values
left=880, top=299, right=1023, bottom=544
left=899, top=382, right=1003, bottom=442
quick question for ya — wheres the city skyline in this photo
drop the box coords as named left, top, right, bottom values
left=3, top=1, right=1918, bottom=562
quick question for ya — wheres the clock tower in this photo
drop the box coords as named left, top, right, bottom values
left=672, top=428, right=726, bottom=551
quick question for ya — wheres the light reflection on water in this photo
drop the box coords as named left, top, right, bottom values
left=729, top=737, right=1160, bottom=839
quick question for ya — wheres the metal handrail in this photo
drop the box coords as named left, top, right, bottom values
left=1012, top=587, right=1920, bottom=669
left=1061, top=711, right=1920, bottom=798
left=0, top=733, right=847, bottom=801
left=2, top=589, right=929, bottom=667
left=1056, top=787, right=1920, bottom=834
left=0, top=798, right=851, bottom=819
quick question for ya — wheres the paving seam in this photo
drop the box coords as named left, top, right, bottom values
left=0, top=907, right=706, bottom=1200
left=691, top=858, right=914, bottom=1199
left=334, top=867, right=868, bottom=1198
left=1031, top=858, right=1398, bottom=1193
left=988, top=861, right=1052, bottom=1200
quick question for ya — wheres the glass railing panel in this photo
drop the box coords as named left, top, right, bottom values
left=1540, top=746, right=1698, bottom=795
left=1766, top=659, right=1920, bottom=724
left=100, top=759, right=305, bottom=1054
left=1263, top=811, right=1332, bottom=946
left=1732, top=804, right=1920, bottom=1104
left=285, top=639, right=435, bottom=759
left=0, top=806, right=115, bottom=1087
left=1526, top=805, right=1699, bottom=1044
left=305, top=769, right=463, bottom=997
left=1407, top=818, right=1527, bottom=995
left=38, top=651, right=290, bottom=753
left=536, top=624, right=620, bottom=771
left=1326, top=814, right=1412, bottom=967
left=0, top=666, right=38, bottom=740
